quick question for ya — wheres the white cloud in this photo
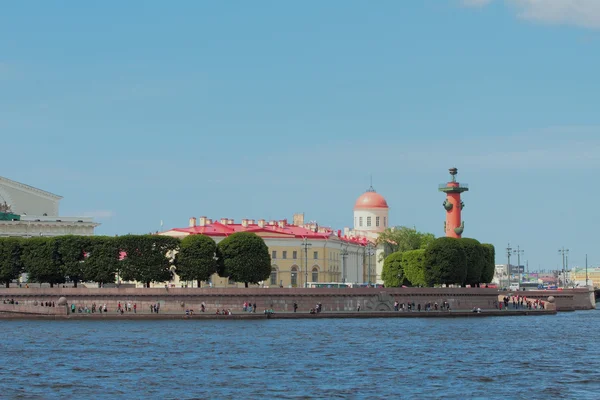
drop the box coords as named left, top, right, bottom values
left=460, top=0, right=600, bottom=29
left=81, top=210, right=115, bottom=219
left=509, top=0, right=600, bottom=29
left=462, top=0, right=493, bottom=7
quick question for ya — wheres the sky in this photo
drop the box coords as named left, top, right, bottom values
left=1, top=1, right=599, bottom=271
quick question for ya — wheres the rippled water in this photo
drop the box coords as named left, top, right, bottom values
left=1, top=306, right=599, bottom=399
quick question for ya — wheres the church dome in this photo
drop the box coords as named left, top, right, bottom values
left=354, top=190, right=389, bottom=210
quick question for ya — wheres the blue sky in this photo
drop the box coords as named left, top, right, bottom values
left=1, top=1, right=599, bottom=270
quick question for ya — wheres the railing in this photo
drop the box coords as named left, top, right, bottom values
left=438, top=183, right=469, bottom=190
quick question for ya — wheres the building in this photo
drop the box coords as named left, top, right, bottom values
left=0, top=175, right=99, bottom=237
left=158, top=187, right=391, bottom=288
left=568, top=267, right=599, bottom=288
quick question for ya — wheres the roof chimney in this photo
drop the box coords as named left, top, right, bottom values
left=220, top=218, right=228, bottom=225
left=198, top=216, right=207, bottom=227
left=241, top=219, right=249, bottom=228
left=206, top=218, right=212, bottom=225
left=248, top=219, right=255, bottom=225
left=189, top=217, right=197, bottom=227
left=293, top=213, right=304, bottom=226
left=228, top=218, right=234, bottom=225
left=258, top=219, right=266, bottom=228
left=277, top=220, right=286, bottom=229
left=269, top=220, right=276, bottom=226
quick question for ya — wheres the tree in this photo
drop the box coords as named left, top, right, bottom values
left=402, top=249, right=427, bottom=287
left=423, top=237, right=467, bottom=286
left=460, top=238, right=486, bottom=287
left=175, top=235, right=219, bottom=287
left=83, top=236, right=121, bottom=286
left=119, top=235, right=180, bottom=287
left=55, top=235, right=89, bottom=288
left=217, top=232, right=271, bottom=288
left=0, top=238, right=24, bottom=288
left=376, top=226, right=435, bottom=260
left=381, top=252, right=409, bottom=287
left=480, top=243, right=496, bottom=284
left=21, top=237, right=65, bottom=287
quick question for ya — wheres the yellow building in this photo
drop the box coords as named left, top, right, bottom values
left=159, top=214, right=376, bottom=289
left=569, top=267, right=600, bottom=287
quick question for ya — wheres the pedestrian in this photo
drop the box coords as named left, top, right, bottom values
left=293, top=302, right=298, bottom=313
left=133, top=303, right=137, bottom=313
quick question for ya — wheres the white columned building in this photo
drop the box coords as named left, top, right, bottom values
left=0, top=176, right=99, bottom=237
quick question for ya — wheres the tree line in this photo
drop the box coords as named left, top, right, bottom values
left=380, top=227, right=495, bottom=287
left=0, top=232, right=271, bottom=288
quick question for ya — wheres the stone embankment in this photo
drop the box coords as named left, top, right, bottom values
left=0, top=286, right=592, bottom=320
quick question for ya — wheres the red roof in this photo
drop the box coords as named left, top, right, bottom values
left=354, top=191, right=389, bottom=209
left=167, top=220, right=369, bottom=246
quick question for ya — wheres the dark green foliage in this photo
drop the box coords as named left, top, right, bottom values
left=175, top=235, right=219, bottom=286
left=0, top=238, right=24, bottom=287
left=381, top=252, right=409, bottom=287
left=21, top=237, right=65, bottom=287
left=480, top=243, right=496, bottom=284
left=217, top=232, right=271, bottom=288
left=83, top=236, right=121, bottom=286
left=55, top=235, right=89, bottom=287
left=118, top=235, right=180, bottom=287
left=460, top=238, right=486, bottom=287
left=402, top=249, right=427, bottom=287
left=376, top=226, right=436, bottom=259
left=423, top=237, right=467, bottom=286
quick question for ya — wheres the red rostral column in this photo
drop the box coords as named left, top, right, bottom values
left=439, top=167, right=469, bottom=238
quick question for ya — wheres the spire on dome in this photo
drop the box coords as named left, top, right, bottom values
left=367, top=174, right=375, bottom=192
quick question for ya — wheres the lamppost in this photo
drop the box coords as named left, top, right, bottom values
left=585, top=254, right=589, bottom=287
left=366, top=243, right=375, bottom=285
left=302, top=238, right=312, bottom=288
left=513, top=246, right=524, bottom=285
left=558, top=247, right=569, bottom=288
left=506, top=243, right=512, bottom=289
left=340, top=243, right=349, bottom=284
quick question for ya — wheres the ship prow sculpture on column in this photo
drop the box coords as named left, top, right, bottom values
left=439, top=167, right=468, bottom=238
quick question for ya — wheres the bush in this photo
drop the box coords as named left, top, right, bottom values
left=424, top=237, right=467, bottom=286
left=402, top=249, right=427, bottom=287
left=381, top=252, right=409, bottom=287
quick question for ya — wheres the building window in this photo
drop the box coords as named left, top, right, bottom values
left=376, top=216, right=380, bottom=227
left=282, top=251, right=287, bottom=259
left=313, top=251, right=318, bottom=260
left=272, top=251, right=277, bottom=259
left=270, top=268, right=278, bottom=286
left=383, top=217, right=387, bottom=227
left=359, top=217, right=363, bottom=227
left=367, top=216, right=371, bottom=227
left=291, top=266, right=298, bottom=287
left=312, top=267, right=319, bottom=283
left=293, top=251, right=297, bottom=259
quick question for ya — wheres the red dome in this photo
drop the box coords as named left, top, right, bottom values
left=354, top=191, right=389, bottom=209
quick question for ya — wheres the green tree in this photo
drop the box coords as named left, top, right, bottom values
left=460, top=238, right=486, bottom=287
left=376, top=226, right=435, bottom=260
left=175, top=235, right=219, bottom=287
left=21, top=237, right=65, bottom=287
left=423, top=237, right=467, bottom=286
left=119, top=235, right=180, bottom=287
left=402, top=249, right=427, bottom=287
left=217, top=232, right=271, bottom=288
left=83, top=236, right=121, bottom=286
left=55, top=235, right=89, bottom=288
left=381, top=252, right=409, bottom=287
left=0, top=238, right=24, bottom=288
left=480, top=243, right=496, bottom=284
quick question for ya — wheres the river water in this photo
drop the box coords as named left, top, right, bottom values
left=1, top=307, right=599, bottom=399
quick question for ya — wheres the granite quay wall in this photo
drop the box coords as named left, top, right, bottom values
left=499, top=288, right=595, bottom=311
left=1, top=287, right=510, bottom=315
left=0, top=302, right=68, bottom=316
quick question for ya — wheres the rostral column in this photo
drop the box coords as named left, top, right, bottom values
left=438, top=167, right=469, bottom=238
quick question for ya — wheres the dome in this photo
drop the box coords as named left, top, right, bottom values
left=354, top=190, right=389, bottom=209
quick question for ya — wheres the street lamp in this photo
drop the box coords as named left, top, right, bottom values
left=366, top=243, right=375, bottom=285
left=513, top=246, right=524, bottom=285
left=506, top=243, right=512, bottom=289
left=302, top=238, right=312, bottom=288
left=340, top=243, right=349, bottom=284
left=558, top=247, right=569, bottom=288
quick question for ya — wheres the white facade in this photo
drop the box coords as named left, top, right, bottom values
left=0, top=176, right=99, bottom=237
